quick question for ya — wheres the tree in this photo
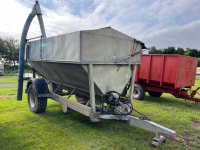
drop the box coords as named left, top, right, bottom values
left=184, top=48, right=191, bottom=56
left=156, top=49, right=163, bottom=54
left=149, top=46, right=157, bottom=54
left=163, top=46, right=176, bottom=54
left=0, top=37, right=19, bottom=66
left=189, top=49, right=198, bottom=58
left=148, top=46, right=162, bottom=54
left=176, top=47, right=184, bottom=55
left=0, top=38, right=7, bottom=64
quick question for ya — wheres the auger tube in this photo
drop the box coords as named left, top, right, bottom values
left=17, top=0, right=46, bottom=100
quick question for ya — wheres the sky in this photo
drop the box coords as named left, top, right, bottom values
left=0, top=0, right=200, bottom=50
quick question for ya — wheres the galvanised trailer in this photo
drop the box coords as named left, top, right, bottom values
left=125, top=54, right=200, bottom=103
left=17, top=1, right=184, bottom=147
left=0, top=63, right=4, bottom=75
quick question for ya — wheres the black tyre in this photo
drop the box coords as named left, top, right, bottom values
left=129, top=83, right=145, bottom=100
left=148, top=91, right=163, bottom=97
left=27, top=84, right=47, bottom=113
left=75, top=94, right=86, bottom=102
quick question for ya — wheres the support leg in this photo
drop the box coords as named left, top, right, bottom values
left=129, top=65, right=137, bottom=101
left=88, top=64, right=96, bottom=113
left=152, top=133, right=166, bottom=147
left=88, top=64, right=101, bottom=122
left=32, top=69, right=36, bottom=78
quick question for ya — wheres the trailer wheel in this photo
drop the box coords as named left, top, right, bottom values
left=148, top=91, right=163, bottom=97
left=27, top=84, right=47, bottom=113
left=75, top=94, right=84, bottom=102
left=75, top=94, right=87, bottom=102
left=129, top=83, right=145, bottom=100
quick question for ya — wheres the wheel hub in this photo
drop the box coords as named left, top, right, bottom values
left=29, top=90, right=35, bottom=108
left=133, top=88, right=140, bottom=97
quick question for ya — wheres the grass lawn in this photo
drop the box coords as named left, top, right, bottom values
left=0, top=77, right=18, bottom=84
left=0, top=79, right=200, bottom=150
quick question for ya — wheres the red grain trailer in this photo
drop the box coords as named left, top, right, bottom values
left=123, top=54, right=200, bottom=102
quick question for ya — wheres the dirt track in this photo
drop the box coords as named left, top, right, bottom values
left=0, top=76, right=17, bottom=78
left=0, top=83, right=26, bottom=87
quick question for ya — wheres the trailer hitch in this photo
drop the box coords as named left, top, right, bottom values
left=190, top=87, right=200, bottom=97
left=99, top=114, right=184, bottom=147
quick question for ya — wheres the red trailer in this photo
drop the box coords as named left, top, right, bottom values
left=123, top=54, right=200, bottom=102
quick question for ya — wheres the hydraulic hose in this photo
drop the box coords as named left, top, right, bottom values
left=17, top=13, right=36, bottom=100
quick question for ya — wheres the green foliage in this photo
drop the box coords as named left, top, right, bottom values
left=163, top=46, right=176, bottom=54
left=198, top=58, right=200, bottom=68
left=0, top=37, right=31, bottom=74
left=0, top=37, right=19, bottom=66
left=148, top=46, right=157, bottom=54
left=3, top=64, right=31, bottom=76
left=176, top=47, right=185, bottom=55
left=4, top=64, right=31, bottom=71
left=184, top=48, right=191, bottom=56
left=3, top=69, right=18, bottom=76
left=156, top=49, right=163, bottom=54
left=149, top=46, right=163, bottom=54
left=0, top=38, right=7, bottom=61
left=189, top=49, right=199, bottom=58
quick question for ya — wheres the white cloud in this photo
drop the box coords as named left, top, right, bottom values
left=0, top=0, right=199, bottom=50
left=142, top=19, right=200, bottom=49
left=0, top=0, right=30, bottom=38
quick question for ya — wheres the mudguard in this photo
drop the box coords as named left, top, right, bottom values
left=25, top=78, right=48, bottom=98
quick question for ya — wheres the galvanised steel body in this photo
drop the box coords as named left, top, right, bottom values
left=26, top=27, right=143, bottom=104
left=18, top=1, right=184, bottom=147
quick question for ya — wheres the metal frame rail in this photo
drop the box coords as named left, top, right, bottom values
left=38, top=63, right=184, bottom=147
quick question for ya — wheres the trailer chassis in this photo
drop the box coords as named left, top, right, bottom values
left=38, top=91, right=184, bottom=147
left=31, top=64, right=184, bottom=147
left=142, top=84, right=200, bottom=103
left=127, top=77, right=200, bottom=103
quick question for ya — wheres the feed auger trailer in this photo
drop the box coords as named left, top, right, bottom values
left=17, top=0, right=184, bottom=147
left=125, top=54, right=200, bottom=103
